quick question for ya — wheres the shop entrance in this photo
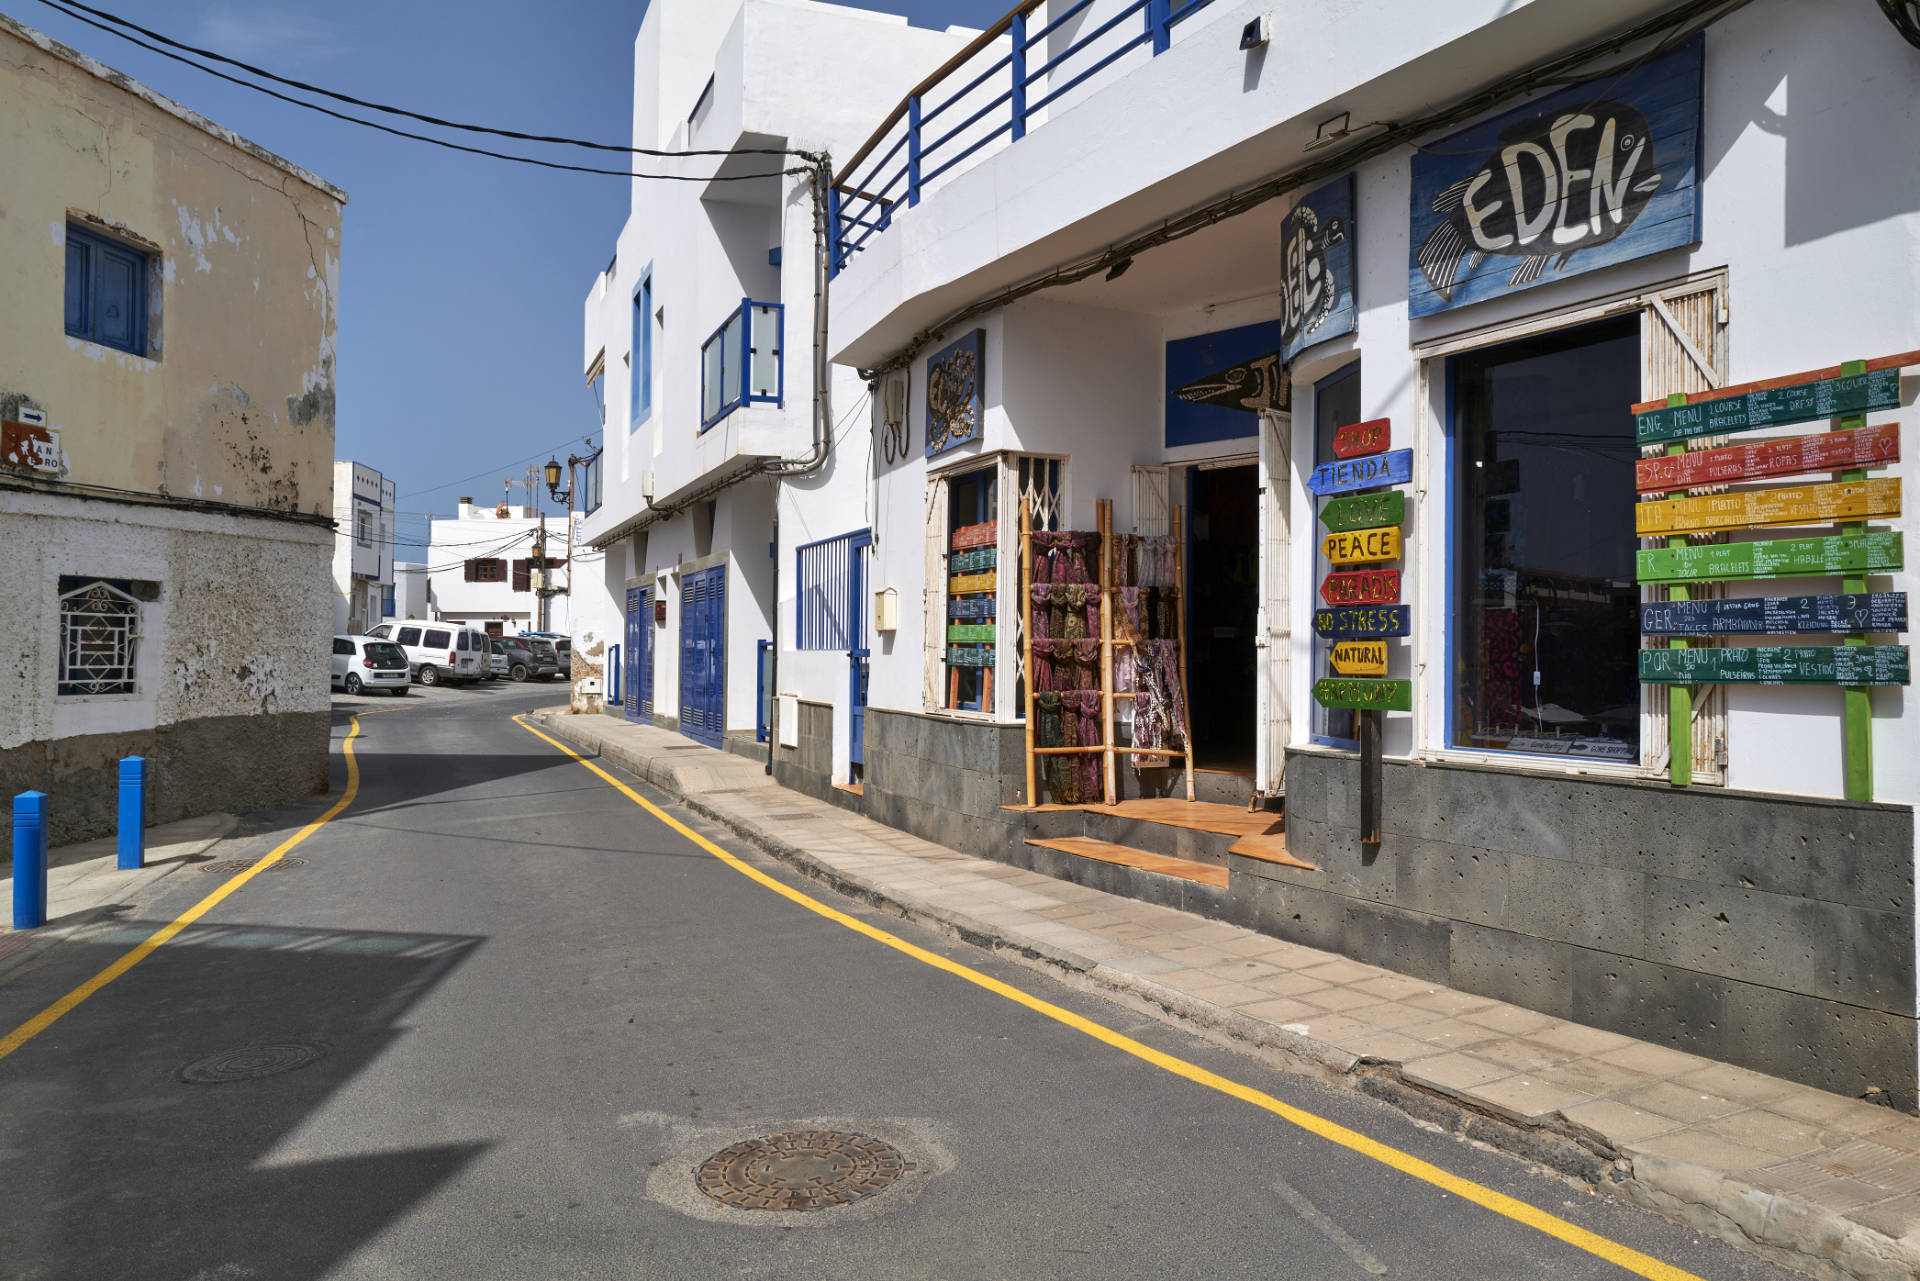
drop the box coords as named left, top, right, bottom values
left=1186, top=463, right=1259, bottom=772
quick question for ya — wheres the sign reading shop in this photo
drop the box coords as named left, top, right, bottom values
left=1407, top=34, right=1703, bottom=318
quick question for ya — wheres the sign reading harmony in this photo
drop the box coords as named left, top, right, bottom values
left=1314, top=605, right=1411, bottom=639
left=1638, top=645, right=1910, bottom=687
left=1638, top=532, right=1903, bottom=584
left=1330, top=640, right=1388, bottom=676
left=1322, top=527, right=1403, bottom=566
left=1320, top=568, right=1401, bottom=607
left=1635, top=423, right=1899, bottom=492
left=1280, top=175, right=1356, bottom=365
left=1331, top=418, right=1391, bottom=461
left=1312, top=677, right=1413, bottom=711
left=1635, top=368, right=1902, bottom=446
left=1308, top=449, right=1413, bottom=497
left=1319, top=490, right=1404, bottom=534
left=1633, top=478, right=1902, bottom=537
left=1641, top=593, right=1908, bottom=636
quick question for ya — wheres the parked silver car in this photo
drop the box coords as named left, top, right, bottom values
left=489, top=636, right=556, bottom=682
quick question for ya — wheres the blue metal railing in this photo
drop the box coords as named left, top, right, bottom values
left=829, top=0, right=1214, bottom=276
left=699, top=298, right=784, bottom=432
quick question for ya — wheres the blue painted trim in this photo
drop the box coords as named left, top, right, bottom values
left=1148, top=0, right=1171, bottom=54
left=699, top=298, right=784, bottom=432
left=906, top=95, right=922, bottom=208
left=1009, top=11, right=1028, bottom=142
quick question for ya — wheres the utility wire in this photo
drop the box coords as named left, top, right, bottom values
left=38, top=0, right=810, bottom=160
left=32, top=0, right=806, bottom=183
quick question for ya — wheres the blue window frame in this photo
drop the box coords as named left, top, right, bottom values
left=631, top=269, right=653, bottom=429
left=1310, top=362, right=1362, bottom=750
left=65, top=223, right=149, bottom=356
left=700, top=299, right=784, bottom=431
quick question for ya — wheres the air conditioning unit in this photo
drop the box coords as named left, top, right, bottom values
left=641, top=468, right=655, bottom=500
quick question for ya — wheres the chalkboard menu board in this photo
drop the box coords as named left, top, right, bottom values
left=1637, top=532, right=1903, bottom=584
left=1641, top=593, right=1908, bottom=636
left=1639, top=645, right=1910, bottom=686
left=1636, top=369, right=1901, bottom=445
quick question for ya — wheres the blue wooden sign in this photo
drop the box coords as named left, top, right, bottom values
left=1407, top=34, right=1703, bottom=318
left=1165, top=320, right=1285, bottom=448
left=1281, top=175, right=1355, bottom=364
left=1308, top=449, right=1412, bottom=497
left=926, top=329, right=984, bottom=458
left=1313, top=604, right=1412, bottom=639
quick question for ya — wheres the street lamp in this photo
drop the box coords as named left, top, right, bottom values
left=544, top=456, right=564, bottom=499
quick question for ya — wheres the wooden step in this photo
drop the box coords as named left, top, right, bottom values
left=1026, top=837, right=1227, bottom=888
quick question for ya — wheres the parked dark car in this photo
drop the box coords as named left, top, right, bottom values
left=490, top=636, right=557, bottom=682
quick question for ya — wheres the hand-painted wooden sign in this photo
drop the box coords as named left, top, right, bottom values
left=947, top=624, right=995, bottom=642
left=926, top=329, right=984, bottom=458
left=1638, top=645, right=1910, bottom=686
left=1638, top=532, right=1903, bottom=583
left=1330, top=640, right=1388, bottom=676
left=949, top=547, right=998, bottom=573
left=1634, top=478, right=1902, bottom=536
left=944, top=647, right=996, bottom=667
left=1320, top=490, right=1404, bottom=533
left=1319, top=568, right=1401, bottom=607
left=1308, top=449, right=1412, bottom=497
left=1635, top=368, right=1902, bottom=446
left=948, top=572, right=996, bottom=594
left=1281, top=175, right=1355, bottom=364
left=1313, top=677, right=1413, bottom=711
left=951, top=521, right=997, bottom=549
left=1408, top=35, right=1702, bottom=318
left=1322, top=527, right=1403, bottom=565
left=948, top=597, right=995, bottom=619
left=1314, top=604, right=1411, bottom=638
left=1635, top=423, right=1899, bottom=493
left=1166, top=320, right=1286, bottom=448
left=1641, top=593, right=1908, bottom=636
left=1331, top=418, right=1391, bottom=460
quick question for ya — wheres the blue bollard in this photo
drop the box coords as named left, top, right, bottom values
left=118, top=756, right=146, bottom=870
left=13, top=791, right=48, bottom=931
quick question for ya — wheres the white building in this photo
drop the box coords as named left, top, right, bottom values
left=331, top=460, right=394, bottom=635
left=817, top=0, right=1920, bottom=1106
left=573, top=0, right=972, bottom=754
left=392, top=561, right=429, bottom=623
left=427, top=498, right=573, bottom=636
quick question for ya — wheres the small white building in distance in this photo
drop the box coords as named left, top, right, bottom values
left=330, top=460, right=394, bottom=635
left=427, top=496, right=573, bottom=636
left=392, top=561, right=430, bottom=623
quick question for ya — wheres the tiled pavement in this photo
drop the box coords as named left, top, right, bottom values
left=557, top=709, right=1920, bottom=1278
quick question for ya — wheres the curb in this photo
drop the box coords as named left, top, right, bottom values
left=532, top=710, right=1920, bottom=1281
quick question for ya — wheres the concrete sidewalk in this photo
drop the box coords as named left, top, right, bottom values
left=533, top=707, right=1920, bottom=1281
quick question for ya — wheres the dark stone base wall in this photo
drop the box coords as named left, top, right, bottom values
left=863, top=708, right=1027, bottom=859
left=770, top=700, right=837, bottom=805
left=0, top=711, right=330, bottom=847
left=1262, top=750, right=1919, bottom=1106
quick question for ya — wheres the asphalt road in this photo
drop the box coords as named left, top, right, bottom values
left=0, top=686, right=1805, bottom=1280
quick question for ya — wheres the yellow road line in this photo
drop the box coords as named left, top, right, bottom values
left=0, top=709, right=389, bottom=1064
left=514, top=714, right=1703, bottom=1281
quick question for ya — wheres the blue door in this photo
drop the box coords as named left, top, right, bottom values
left=848, top=532, right=872, bottom=767
left=679, top=566, right=725, bottom=747
left=625, top=586, right=653, bottom=725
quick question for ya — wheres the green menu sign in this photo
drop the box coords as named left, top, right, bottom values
left=1637, top=532, right=1903, bottom=584
left=1639, top=645, right=1910, bottom=686
left=1636, top=368, right=1901, bottom=446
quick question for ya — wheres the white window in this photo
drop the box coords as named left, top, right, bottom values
left=57, top=577, right=147, bottom=696
left=356, top=509, right=374, bottom=547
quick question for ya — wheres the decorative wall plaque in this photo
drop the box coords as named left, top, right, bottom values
left=926, top=329, right=985, bottom=458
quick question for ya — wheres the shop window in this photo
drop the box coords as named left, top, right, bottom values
left=1310, top=363, right=1363, bottom=747
left=1449, top=317, right=1640, bottom=762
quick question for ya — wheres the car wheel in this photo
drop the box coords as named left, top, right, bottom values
left=391, top=686, right=409, bottom=697
left=344, top=674, right=363, bottom=696
left=418, top=664, right=440, bottom=687
left=510, top=664, right=529, bottom=682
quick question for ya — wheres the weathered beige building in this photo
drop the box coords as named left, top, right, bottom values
left=0, top=14, right=346, bottom=844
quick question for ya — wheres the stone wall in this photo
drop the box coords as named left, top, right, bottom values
left=863, top=709, right=1026, bottom=859
left=770, top=699, right=835, bottom=803
left=1254, top=750, right=1918, bottom=1105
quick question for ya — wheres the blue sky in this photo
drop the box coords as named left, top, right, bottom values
left=20, top=0, right=1006, bottom=549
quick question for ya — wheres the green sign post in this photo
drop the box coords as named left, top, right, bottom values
left=1637, top=532, right=1903, bottom=584
left=1318, top=490, right=1405, bottom=534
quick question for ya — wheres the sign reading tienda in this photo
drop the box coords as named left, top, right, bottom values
left=1408, top=35, right=1702, bottom=317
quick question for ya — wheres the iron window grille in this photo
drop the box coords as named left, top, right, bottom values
left=795, top=529, right=868, bottom=650
left=58, top=579, right=143, bottom=696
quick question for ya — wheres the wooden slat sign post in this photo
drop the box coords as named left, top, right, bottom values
left=1634, top=352, right=1914, bottom=800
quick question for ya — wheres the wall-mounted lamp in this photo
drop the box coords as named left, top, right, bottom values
left=1239, top=14, right=1271, bottom=50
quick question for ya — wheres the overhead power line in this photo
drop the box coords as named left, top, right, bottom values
left=32, top=0, right=808, bottom=183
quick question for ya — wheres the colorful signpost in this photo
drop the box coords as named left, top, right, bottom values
left=1322, top=527, right=1403, bottom=565
left=1319, top=490, right=1404, bottom=533
left=1308, top=449, right=1413, bottom=497
left=1331, top=418, right=1391, bottom=460
left=1634, top=352, right=1914, bottom=800
left=1320, top=569, right=1401, bottom=607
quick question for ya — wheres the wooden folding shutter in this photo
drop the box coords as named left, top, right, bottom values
left=512, top=559, right=530, bottom=592
left=463, top=559, right=479, bottom=582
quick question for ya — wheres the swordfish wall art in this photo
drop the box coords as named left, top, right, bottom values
left=1407, top=34, right=1703, bottom=318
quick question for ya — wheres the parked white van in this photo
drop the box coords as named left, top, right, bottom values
left=365, top=620, right=489, bottom=686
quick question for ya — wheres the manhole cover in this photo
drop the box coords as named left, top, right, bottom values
left=696, top=1131, right=909, bottom=1211
left=200, top=857, right=306, bottom=874
left=178, top=1041, right=328, bottom=1084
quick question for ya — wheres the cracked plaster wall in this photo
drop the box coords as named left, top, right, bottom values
left=0, top=17, right=344, bottom=516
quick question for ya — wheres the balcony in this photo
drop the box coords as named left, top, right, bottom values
left=700, top=298, right=784, bottom=432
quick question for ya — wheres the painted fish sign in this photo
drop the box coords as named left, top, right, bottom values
left=1330, top=640, right=1387, bottom=676
left=1280, top=175, right=1355, bottom=365
left=1331, top=418, right=1391, bottom=460
left=1641, top=593, right=1908, bottom=636
left=1322, top=527, right=1403, bottom=566
left=1319, top=490, right=1404, bottom=533
left=1320, top=569, right=1401, bottom=607
left=1313, top=677, right=1413, bottom=711
left=1308, top=449, right=1413, bottom=497
left=1634, top=423, right=1899, bottom=493
left=1314, top=605, right=1411, bottom=639
left=1407, top=35, right=1702, bottom=317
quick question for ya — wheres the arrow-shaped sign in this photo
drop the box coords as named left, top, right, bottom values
left=1320, top=569, right=1401, bottom=607
left=1319, top=490, right=1404, bottom=534
left=1308, top=449, right=1412, bottom=497
left=1314, top=605, right=1411, bottom=638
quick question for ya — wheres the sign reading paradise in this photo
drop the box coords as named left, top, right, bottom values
left=1633, top=478, right=1901, bottom=537
left=1322, top=527, right=1402, bottom=565
left=1635, top=423, right=1899, bottom=492
left=1638, top=645, right=1910, bottom=686
left=1638, top=532, right=1903, bottom=584
left=1319, top=490, right=1404, bottom=534
left=1320, top=568, right=1401, bottom=607
left=1641, top=593, right=1908, bottom=636
left=1308, top=449, right=1413, bottom=497
left=1635, top=367, right=1903, bottom=446
left=1314, top=604, right=1411, bottom=638
left=1330, top=640, right=1387, bottom=676
left=1312, top=677, right=1413, bottom=711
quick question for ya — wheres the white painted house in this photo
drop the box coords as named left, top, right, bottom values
left=574, top=0, right=974, bottom=757
left=330, top=460, right=394, bottom=635
left=427, top=499, right=573, bottom=636
left=819, top=0, right=1920, bottom=1106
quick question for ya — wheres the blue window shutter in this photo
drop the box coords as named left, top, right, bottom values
left=64, top=236, right=90, bottom=337
left=96, top=241, right=141, bottom=352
